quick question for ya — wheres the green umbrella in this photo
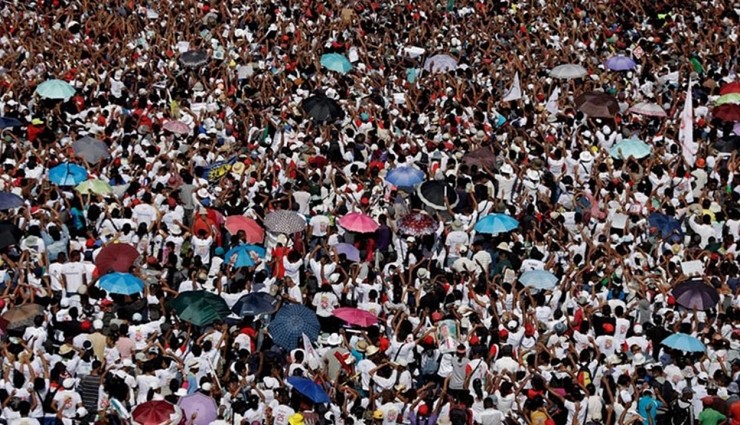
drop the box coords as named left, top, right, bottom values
left=169, top=291, right=231, bottom=327
left=715, top=93, right=740, bottom=106
left=76, top=179, right=113, bottom=195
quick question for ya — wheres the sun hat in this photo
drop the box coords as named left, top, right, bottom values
left=373, top=410, right=384, bottom=420
left=326, top=333, right=342, bottom=346
left=365, top=345, right=380, bottom=356
left=62, top=378, right=76, bottom=389
left=579, top=151, right=594, bottom=163
left=355, top=340, right=368, bottom=352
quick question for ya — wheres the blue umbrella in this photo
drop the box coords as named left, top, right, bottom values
left=223, top=244, right=266, bottom=268
left=287, top=377, right=330, bottom=404
left=48, top=163, right=88, bottom=186
left=661, top=333, right=706, bottom=353
left=0, top=192, right=24, bottom=210
left=474, top=214, right=519, bottom=234
left=519, top=270, right=559, bottom=290
left=648, top=213, right=683, bottom=242
left=0, top=117, right=22, bottom=129
left=609, top=138, right=652, bottom=159
left=97, top=272, right=145, bottom=295
left=605, top=55, right=636, bottom=71
left=385, top=167, right=425, bottom=188
left=268, top=304, right=320, bottom=350
left=35, top=79, right=76, bottom=99
left=320, top=53, right=352, bottom=74
left=232, top=292, right=278, bottom=316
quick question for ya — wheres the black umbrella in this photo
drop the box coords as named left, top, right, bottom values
left=231, top=292, right=278, bottom=317
left=302, top=94, right=344, bottom=122
left=0, top=221, right=21, bottom=250
left=417, top=181, right=459, bottom=210
left=180, top=50, right=209, bottom=68
left=73, top=136, right=110, bottom=164
left=672, top=279, right=719, bottom=311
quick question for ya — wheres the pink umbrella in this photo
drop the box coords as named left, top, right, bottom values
left=177, top=393, right=217, bottom=425
left=163, top=120, right=191, bottom=135
left=224, top=215, right=264, bottom=244
left=332, top=307, right=378, bottom=327
left=337, top=212, right=379, bottom=233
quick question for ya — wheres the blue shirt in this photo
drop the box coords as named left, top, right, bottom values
left=637, top=395, right=662, bottom=425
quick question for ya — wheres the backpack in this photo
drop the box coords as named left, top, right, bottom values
left=421, top=352, right=442, bottom=376
left=577, top=364, right=593, bottom=387
left=449, top=406, right=470, bottom=425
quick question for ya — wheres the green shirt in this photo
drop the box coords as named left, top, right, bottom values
left=699, top=407, right=726, bottom=425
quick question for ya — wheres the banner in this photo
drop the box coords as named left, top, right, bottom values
left=679, top=80, right=697, bottom=166
left=502, top=71, right=522, bottom=102
left=202, top=157, right=237, bottom=182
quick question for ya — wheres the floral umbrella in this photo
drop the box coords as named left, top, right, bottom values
left=397, top=211, right=438, bottom=236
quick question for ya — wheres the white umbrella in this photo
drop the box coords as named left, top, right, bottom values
left=629, top=102, right=667, bottom=118
left=549, top=64, right=587, bottom=79
left=424, top=54, right=458, bottom=73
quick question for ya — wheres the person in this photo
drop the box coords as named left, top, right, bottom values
left=698, top=397, right=727, bottom=425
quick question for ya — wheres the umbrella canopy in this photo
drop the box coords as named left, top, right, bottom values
left=719, top=81, right=740, bottom=95
left=96, top=243, right=140, bottom=273
left=179, top=50, right=209, bottom=67
left=417, top=181, right=458, bottom=210
left=162, top=120, right=191, bottom=135
left=396, top=212, right=438, bottom=236
left=672, top=280, right=719, bottom=311
left=35, top=79, right=76, bottom=99
left=76, top=179, right=113, bottom=195
left=337, top=212, right=379, bottom=233
left=715, top=93, right=740, bottom=106
left=287, top=377, right=331, bottom=404
left=712, top=104, right=740, bottom=122
left=301, top=94, right=344, bottom=122
left=97, top=272, right=145, bottom=295
left=734, top=122, right=740, bottom=136
left=0, top=192, right=24, bottom=210
left=661, top=333, right=706, bottom=353
left=629, top=102, right=667, bottom=118
left=549, top=64, right=587, bottom=79
left=231, top=292, right=278, bottom=317
left=132, top=400, right=183, bottom=425
left=335, top=243, right=361, bottom=262
left=49, top=163, right=88, bottom=186
left=332, top=307, right=378, bottom=327
left=648, top=213, right=683, bottom=242
left=0, top=221, right=22, bottom=250
left=519, top=270, right=559, bottom=290
left=269, top=304, right=320, bottom=350
left=224, top=216, right=264, bottom=244
left=170, top=291, right=231, bottom=327
left=73, top=136, right=110, bottom=164
left=223, top=244, right=266, bottom=268
left=1, top=304, right=44, bottom=330
left=263, top=210, right=306, bottom=234
left=177, top=392, right=218, bottom=425
left=575, top=92, right=620, bottom=118
left=462, top=147, right=497, bottom=170
left=0, top=117, right=22, bottom=129
left=474, top=213, right=519, bottom=235
left=605, top=55, right=636, bottom=71
left=423, top=54, right=458, bottom=73
left=385, top=167, right=425, bottom=188
left=320, top=53, right=353, bottom=74
left=609, top=138, right=652, bottom=159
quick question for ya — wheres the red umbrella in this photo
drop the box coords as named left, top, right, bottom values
left=719, top=81, right=740, bottom=95
left=713, top=104, right=740, bottom=122
left=132, top=400, right=183, bottom=425
left=162, top=120, right=191, bottom=135
left=332, top=307, right=378, bottom=327
left=95, top=243, right=140, bottom=273
left=224, top=216, right=264, bottom=244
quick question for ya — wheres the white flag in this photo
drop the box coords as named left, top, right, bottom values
left=679, top=80, right=697, bottom=166
left=545, top=87, right=560, bottom=115
left=302, top=333, right=320, bottom=370
left=503, top=72, right=522, bottom=102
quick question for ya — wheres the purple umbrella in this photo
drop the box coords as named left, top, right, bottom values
left=605, top=55, right=636, bottom=71
left=335, top=243, right=361, bottom=262
left=733, top=122, right=740, bottom=136
left=672, top=280, right=719, bottom=311
left=178, top=392, right=217, bottom=425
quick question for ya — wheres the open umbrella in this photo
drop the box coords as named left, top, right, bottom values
left=332, top=307, right=378, bottom=327
left=423, top=54, right=457, bottom=73
left=549, top=64, right=587, bottom=79
left=609, top=138, right=652, bottom=159
left=302, top=94, right=344, bottom=122
left=169, top=291, right=231, bottom=327
left=76, top=179, right=113, bottom=195
left=661, top=333, right=706, bottom=353
left=73, top=136, right=110, bottom=164
left=384, top=167, right=425, bottom=188
left=628, top=102, right=667, bottom=118
left=180, top=50, right=209, bottom=67
left=287, top=377, right=331, bottom=404
left=162, top=120, right=191, bottom=135
left=0, top=117, right=22, bottom=129
left=223, top=244, right=266, bottom=268
left=519, top=270, right=559, bottom=290
left=734, top=122, right=740, bottom=136
left=49, top=163, right=88, bottom=186
left=474, top=214, right=519, bottom=235
left=98, top=273, right=144, bottom=295
left=1, top=304, right=44, bottom=330
left=417, top=181, right=458, bottom=210
left=224, top=216, right=264, bottom=244
left=712, top=104, right=740, bottom=122
left=720, top=81, right=740, bottom=95
left=231, top=292, right=278, bottom=317
left=335, top=243, right=361, bottom=262
left=648, top=213, right=683, bottom=242
left=263, top=210, right=306, bottom=234
left=35, top=79, right=76, bottom=99
left=605, top=55, right=636, bottom=71
left=462, top=147, right=497, bottom=170
left=132, top=400, right=183, bottom=425
left=337, top=212, right=378, bottom=233
left=0, top=192, right=24, bottom=210
left=716, top=93, right=740, bottom=106
left=0, top=221, right=22, bottom=250
left=320, top=53, right=353, bottom=74
left=575, top=92, right=620, bottom=118
left=672, top=280, right=719, bottom=311
left=96, top=243, right=140, bottom=273
left=397, top=212, right=438, bottom=236
left=177, top=392, right=218, bottom=425
left=269, top=304, right=320, bottom=350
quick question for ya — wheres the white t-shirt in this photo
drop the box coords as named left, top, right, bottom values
left=312, top=291, right=339, bottom=317
left=61, top=262, right=86, bottom=294
left=53, top=389, right=82, bottom=418
left=191, top=235, right=213, bottom=264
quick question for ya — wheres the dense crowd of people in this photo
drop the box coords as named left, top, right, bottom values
left=0, top=0, right=739, bottom=425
